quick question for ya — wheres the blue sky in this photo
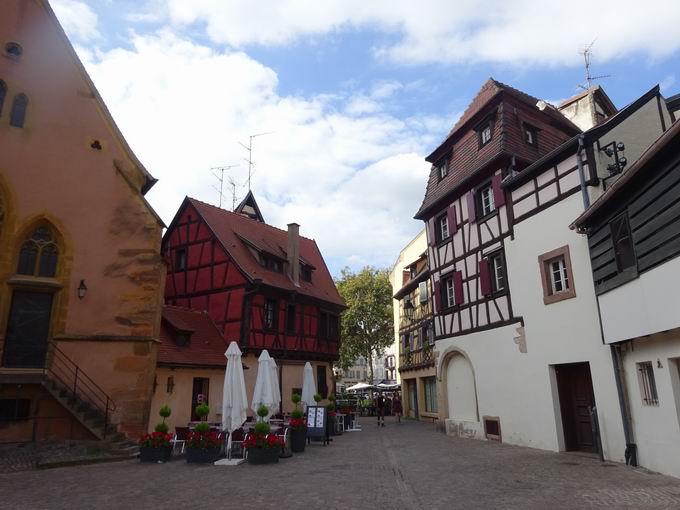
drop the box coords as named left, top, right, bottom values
left=52, top=0, right=680, bottom=276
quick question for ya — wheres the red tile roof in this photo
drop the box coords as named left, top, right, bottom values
left=187, top=198, right=345, bottom=308
left=158, top=306, right=228, bottom=367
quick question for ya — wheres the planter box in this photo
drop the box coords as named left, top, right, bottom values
left=186, top=448, right=221, bottom=464
left=290, top=428, right=306, bottom=453
left=139, top=446, right=173, bottom=463
left=247, top=447, right=280, bottom=465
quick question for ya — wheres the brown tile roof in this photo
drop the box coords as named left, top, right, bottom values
left=158, top=306, right=228, bottom=367
left=187, top=198, right=345, bottom=308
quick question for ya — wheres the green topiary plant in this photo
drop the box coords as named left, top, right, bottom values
left=194, top=422, right=210, bottom=433
left=254, top=421, right=271, bottom=435
left=291, top=409, right=304, bottom=419
left=154, top=422, right=170, bottom=434
left=292, top=393, right=302, bottom=405
left=256, top=404, right=269, bottom=422
left=195, top=404, right=210, bottom=421
left=159, top=405, right=172, bottom=419
left=328, top=394, right=336, bottom=402
left=313, top=393, right=322, bottom=403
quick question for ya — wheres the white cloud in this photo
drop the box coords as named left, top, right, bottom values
left=51, top=0, right=100, bottom=42
left=77, top=32, right=445, bottom=273
left=134, top=0, right=680, bottom=66
left=661, top=74, right=676, bottom=93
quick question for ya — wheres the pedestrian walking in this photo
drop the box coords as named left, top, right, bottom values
left=392, top=394, right=403, bottom=423
left=376, top=393, right=385, bottom=427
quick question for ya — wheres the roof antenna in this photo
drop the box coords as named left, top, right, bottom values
left=578, top=40, right=611, bottom=91
left=238, top=132, right=274, bottom=190
left=210, top=164, right=239, bottom=208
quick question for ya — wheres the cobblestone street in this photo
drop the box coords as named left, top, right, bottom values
left=3, top=418, right=680, bottom=509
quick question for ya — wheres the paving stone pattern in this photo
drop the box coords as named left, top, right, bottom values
left=2, top=418, right=680, bottom=509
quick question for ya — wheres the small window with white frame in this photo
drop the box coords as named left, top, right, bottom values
left=444, top=276, right=455, bottom=308
left=437, top=214, right=449, bottom=242
left=550, top=257, right=569, bottom=294
left=538, top=245, right=576, bottom=305
left=637, top=361, right=659, bottom=406
left=478, top=184, right=495, bottom=217
left=436, top=158, right=448, bottom=181
left=479, top=123, right=492, bottom=146
left=489, top=252, right=505, bottom=292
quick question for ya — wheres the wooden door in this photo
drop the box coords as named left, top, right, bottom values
left=556, top=362, right=596, bottom=453
left=3, top=291, right=53, bottom=368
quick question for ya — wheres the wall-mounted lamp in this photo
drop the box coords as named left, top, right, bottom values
left=404, top=299, right=415, bottom=319
left=77, top=280, right=88, bottom=299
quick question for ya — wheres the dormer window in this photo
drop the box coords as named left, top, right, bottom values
left=301, top=264, right=312, bottom=282
left=476, top=115, right=495, bottom=149
left=174, top=331, right=191, bottom=346
left=262, top=254, right=283, bottom=273
left=524, top=124, right=539, bottom=147
left=436, top=158, right=448, bottom=181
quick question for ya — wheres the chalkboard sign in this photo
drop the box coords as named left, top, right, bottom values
left=306, top=406, right=328, bottom=445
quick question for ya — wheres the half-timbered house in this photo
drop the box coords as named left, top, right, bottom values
left=162, top=195, right=345, bottom=414
left=572, top=118, right=680, bottom=478
left=415, top=78, right=674, bottom=460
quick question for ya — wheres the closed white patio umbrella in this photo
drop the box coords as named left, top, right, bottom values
left=221, top=341, right=247, bottom=460
left=269, top=356, right=281, bottom=416
left=251, top=350, right=277, bottom=420
left=300, top=361, right=317, bottom=411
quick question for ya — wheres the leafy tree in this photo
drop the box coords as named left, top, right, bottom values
left=336, top=266, right=394, bottom=383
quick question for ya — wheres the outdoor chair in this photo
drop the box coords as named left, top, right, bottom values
left=229, top=428, right=246, bottom=459
left=173, top=426, right=189, bottom=454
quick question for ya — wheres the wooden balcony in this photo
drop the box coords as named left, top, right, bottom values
left=399, top=346, right=435, bottom=372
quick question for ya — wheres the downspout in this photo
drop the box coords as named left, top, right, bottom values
left=576, top=135, right=590, bottom=210
left=611, top=343, right=638, bottom=466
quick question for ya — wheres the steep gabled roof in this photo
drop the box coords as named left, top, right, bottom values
left=158, top=306, right=228, bottom=367
left=235, top=190, right=265, bottom=222
left=559, top=85, right=618, bottom=117
left=185, top=197, right=346, bottom=308
left=41, top=0, right=157, bottom=195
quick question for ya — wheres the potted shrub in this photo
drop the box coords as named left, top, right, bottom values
left=289, top=393, right=306, bottom=453
left=139, top=405, right=173, bottom=462
left=245, top=405, right=285, bottom=464
left=186, top=404, right=223, bottom=463
left=326, top=394, right=341, bottom=436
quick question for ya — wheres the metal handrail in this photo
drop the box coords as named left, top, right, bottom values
left=43, top=346, right=116, bottom=438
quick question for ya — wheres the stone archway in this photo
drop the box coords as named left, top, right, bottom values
left=438, top=347, right=483, bottom=439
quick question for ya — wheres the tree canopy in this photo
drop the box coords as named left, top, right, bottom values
left=336, top=266, right=394, bottom=382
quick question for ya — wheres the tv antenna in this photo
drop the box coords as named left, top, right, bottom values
left=210, top=164, right=239, bottom=208
left=578, top=40, right=611, bottom=90
left=238, top=131, right=274, bottom=190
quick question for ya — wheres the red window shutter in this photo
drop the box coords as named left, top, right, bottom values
left=447, top=205, right=458, bottom=235
left=453, top=270, right=464, bottom=304
left=428, top=218, right=436, bottom=246
left=467, top=191, right=477, bottom=223
left=479, top=259, right=492, bottom=296
left=492, top=173, right=506, bottom=207
left=434, top=279, right=441, bottom=313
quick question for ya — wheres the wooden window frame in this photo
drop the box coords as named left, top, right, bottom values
left=523, top=123, right=539, bottom=148
left=264, top=298, right=278, bottom=330
left=609, top=212, right=637, bottom=273
left=286, top=303, right=296, bottom=334
left=175, top=247, right=187, bottom=271
left=538, top=245, right=576, bottom=305
left=444, top=275, right=455, bottom=309
left=488, top=251, right=506, bottom=294
left=436, top=157, right=449, bottom=181
left=436, top=213, right=449, bottom=243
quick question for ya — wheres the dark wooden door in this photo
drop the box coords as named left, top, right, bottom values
left=3, top=291, right=54, bottom=368
left=556, top=362, right=596, bottom=453
left=191, top=377, right=210, bottom=421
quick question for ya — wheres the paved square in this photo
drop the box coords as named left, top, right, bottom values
left=3, top=418, right=680, bottom=509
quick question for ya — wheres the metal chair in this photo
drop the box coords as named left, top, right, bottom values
left=173, top=426, right=189, bottom=454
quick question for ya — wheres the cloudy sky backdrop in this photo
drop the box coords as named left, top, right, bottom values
left=52, top=0, right=680, bottom=275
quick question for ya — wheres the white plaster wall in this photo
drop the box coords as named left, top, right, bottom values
left=620, top=333, right=680, bottom=478
left=505, top=191, right=626, bottom=460
left=599, top=255, right=680, bottom=343
left=436, top=192, right=626, bottom=458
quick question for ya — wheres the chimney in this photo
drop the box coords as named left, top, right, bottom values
left=287, top=223, right=300, bottom=286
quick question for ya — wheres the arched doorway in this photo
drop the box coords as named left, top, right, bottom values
left=446, top=353, right=478, bottom=422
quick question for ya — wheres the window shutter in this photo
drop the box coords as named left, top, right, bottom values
left=447, top=205, right=458, bottom=235
left=453, top=270, right=464, bottom=304
left=428, top=218, right=436, bottom=246
left=467, top=191, right=477, bottom=223
left=479, top=259, right=492, bottom=296
left=492, top=173, right=505, bottom=207
left=433, top=279, right=441, bottom=313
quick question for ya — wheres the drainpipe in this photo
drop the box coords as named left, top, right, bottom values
left=611, top=343, right=638, bottom=466
left=576, top=135, right=590, bottom=210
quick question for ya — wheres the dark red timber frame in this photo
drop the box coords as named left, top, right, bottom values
left=162, top=201, right=341, bottom=361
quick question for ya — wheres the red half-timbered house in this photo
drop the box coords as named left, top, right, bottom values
left=160, top=194, right=345, bottom=414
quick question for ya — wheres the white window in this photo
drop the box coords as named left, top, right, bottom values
left=490, top=253, right=505, bottom=292
left=445, top=277, right=455, bottom=308
left=481, top=124, right=492, bottom=145
left=550, top=257, right=569, bottom=294
left=439, top=215, right=449, bottom=241
left=437, top=159, right=448, bottom=180
left=418, top=281, right=428, bottom=303
left=525, top=128, right=534, bottom=145
left=480, top=185, right=495, bottom=216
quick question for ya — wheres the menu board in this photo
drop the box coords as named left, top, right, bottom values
left=306, top=406, right=328, bottom=443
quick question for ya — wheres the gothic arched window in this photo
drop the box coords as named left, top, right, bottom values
left=0, top=81, right=6, bottom=117
left=10, top=93, right=28, bottom=128
left=17, top=226, right=58, bottom=277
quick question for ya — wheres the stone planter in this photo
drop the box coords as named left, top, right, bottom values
left=186, top=448, right=221, bottom=464
left=139, top=446, right=173, bottom=463
left=290, top=428, right=306, bottom=453
left=247, top=447, right=280, bottom=465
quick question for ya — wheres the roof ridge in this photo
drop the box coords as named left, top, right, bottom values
left=163, top=304, right=210, bottom=315
left=187, top=197, right=316, bottom=243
